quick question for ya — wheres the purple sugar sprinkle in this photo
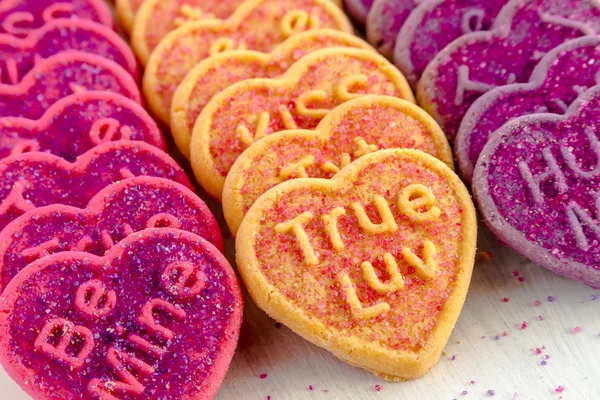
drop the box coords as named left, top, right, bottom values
left=488, top=389, right=496, bottom=396
left=548, top=296, right=555, bottom=302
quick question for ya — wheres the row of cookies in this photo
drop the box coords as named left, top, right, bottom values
left=361, top=0, right=600, bottom=288
left=0, top=2, right=244, bottom=399
left=130, top=0, right=479, bottom=381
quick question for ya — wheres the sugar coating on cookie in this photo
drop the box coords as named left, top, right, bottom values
left=417, top=0, right=600, bottom=141
left=0, top=51, right=141, bottom=120
left=237, top=149, right=476, bottom=380
left=473, top=86, right=600, bottom=288
left=0, top=141, right=191, bottom=231
left=223, top=96, right=452, bottom=236
left=0, top=92, right=164, bottom=161
left=0, top=176, right=223, bottom=291
left=170, top=30, right=372, bottom=159
left=393, top=0, right=507, bottom=87
left=143, top=0, right=352, bottom=124
left=456, top=36, right=600, bottom=183
left=0, top=19, right=139, bottom=84
left=0, top=228, right=242, bottom=400
left=366, top=0, right=419, bottom=58
left=0, top=0, right=113, bottom=36
left=344, top=0, right=375, bottom=24
left=190, top=48, right=414, bottom=200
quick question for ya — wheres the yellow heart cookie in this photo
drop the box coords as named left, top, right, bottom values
left=170, top=30, right=373, bottom=159
left=236, top=149, right=477, bottom=380
left=143, top=0, right=352, bottom=123
left=223, top=95, right=453, bottom=236
left=190, top=47, right=414, bottom=200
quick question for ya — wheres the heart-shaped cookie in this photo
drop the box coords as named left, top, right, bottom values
left=223, top=96, right=452, bottom=236
left=0, top=51, right=141, bottom=120
left=0, top=91, right=164, bottom=161
left=237, top=149, right=477, bottom=380
left=190, top=47, right=414, bottom=200
left=0, top=19, right=138, bottom=83
left=417, top=0, right=600, bottom=140
left=0, top=228, right=243, bottom=399
left=0, top=0, right=113, bottom=37
left=366, top=0, right=418, bottom=58
left=0, top=140, right=191, bottom=231
left=142, top=0, right=352, bottom=123
left=456, top=35, right=600, bottom=183
left=473, top=84, right=600, bottom=288
left=0, top=176, right=223, bottom=292
left=170, top=29, right=372, bottom=158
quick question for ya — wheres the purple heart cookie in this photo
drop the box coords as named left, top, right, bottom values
left=0, top=0, right=113, bottom=37
left=0, top=92, right=165, bottom=162
left=0, top=176, right=224, bottom=292
left=473, top=84, right=600, bottom=288
left=456, top=36, right=600, bottom=183
left=417, top=0, right=600, bottom=141
left=345, top=0, right=376, bottom=25
left=0, top=19, right=139, bottom=84
left=0, top=228, right=243, bottom=400
left=0, top=51, right=141, bottom=120
left=394, top=0, right=508, bottom=86
left=366, top=0, right=419, bottom=58
left=0, top=140, right=191, bottom=231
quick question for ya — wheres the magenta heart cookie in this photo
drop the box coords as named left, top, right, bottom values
left=418, top=0, right=600, bottom=141
left=0, top=176, right=223, bottom=292
left=0, top=92, right=165, bottom=161
left=0, top=19, right=139, bottom=83
left=0, top=140, right=191, bottom=231
left=473, top=84, right=600, bottom=288
left=0, top=228, right=243, bottom=400
left=394, top=0, right=508, bottom=86
left=0, top=51, right=140, bottom=120
left=456, top=36, right=600, bottom=183
left=366, top=0, right=418, bottom=58
left=0, top=0, right=114, bottom=37
left=345, top=0, right=375, bottom=24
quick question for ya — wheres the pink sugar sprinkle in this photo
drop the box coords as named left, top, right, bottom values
left=511, top=270, right=519, bottom=276
left=538, top=315, right=544, bottom=321
left=535, top=348, right=542, bottom=354
left=555, top=385, right=564, bottom=393
left=502, top=331, right=508, bottom=336
left=544, top=354, right=550, bottom=359
left=309, top=385, right=313, bottom=391
left=470, top=380, right=475, bottom=385
left=513, top=392, right=519, bottom=400
left=503, top=297, right=510, bottom=302
left=518, top=277, right=525, bottom=282
left=267, top=396, right=271, bottom=400
left=572, top=326, right=582, bottom=334
left=533, top=300, right=541, bottom=307
left=521, top=321, right=528, bottom=329
left=374, top=384, right=381, bottom=392
left=260, top=374, right=268, bottom=379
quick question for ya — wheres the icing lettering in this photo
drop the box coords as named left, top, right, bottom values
left=539, top=12, right=595, bottom=36
left=174, top=5, right=212, bottom=27
left=565, top=192, right=600, bottom=251
left=10, top=139, right=40, bottom=155
left=209, top=37, right=240, bottom=55
left=519, top=147, right=567, bottom=205
left=351, top=195, right=398, bottom=234
left=461, top=9, right=486, bottom=34
left=21, top=238, right=60, bottom=260
left=119, top=168, right=136, bottom=179
left=34, top=318, right=94, bottom=369
left=69, top=82, right=87, bottom=93
left=560, top=127, right=600, bottom=178
left=42, top=3, right=74, bottom=22
left=278, top=105, right=298, bottom=130
left=161, top=261, right=206, bottom=299
left=455, top=65, right=515, bottom=106
left=2, top=12, right=34, bottom=36
left=279, top=156, right=315, bottom=179
left=397, top=184, right=441, bottom=222
left=146, top=213, right=181, bottom=229
left=402, top=240, right=438, bottom=279
left=1, top=57, right=19, bottom=84
left=338, top=273, right=390, bottom=320
left=89, top=119, right=133, bottom=145
left=334, top=75, right=368, bottom=102
left=321, top=207, right=346, bottom=251
left=237, top=111, right=270, bottom=146
left=87, top=347, right=155, bottom=400
left=295, top=90, right=329, bottom=119
left=101, top=229, right=115, bottom=250
left=321, top=153, right=351, bottom=174
left=0, top=180, right=34, bottom=215
left=360, top=253, right=404, bottom=294
left=138, top=299, right=186, bottom=340
left=275, top=212, right=317, bottom=266
left=75, top=279, right=117, bottom=318
left=128, top=334, right=165, bottom=358
left=280, top=10, right=320, bottom=39
left=352, top=137, right=378, bottom=157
